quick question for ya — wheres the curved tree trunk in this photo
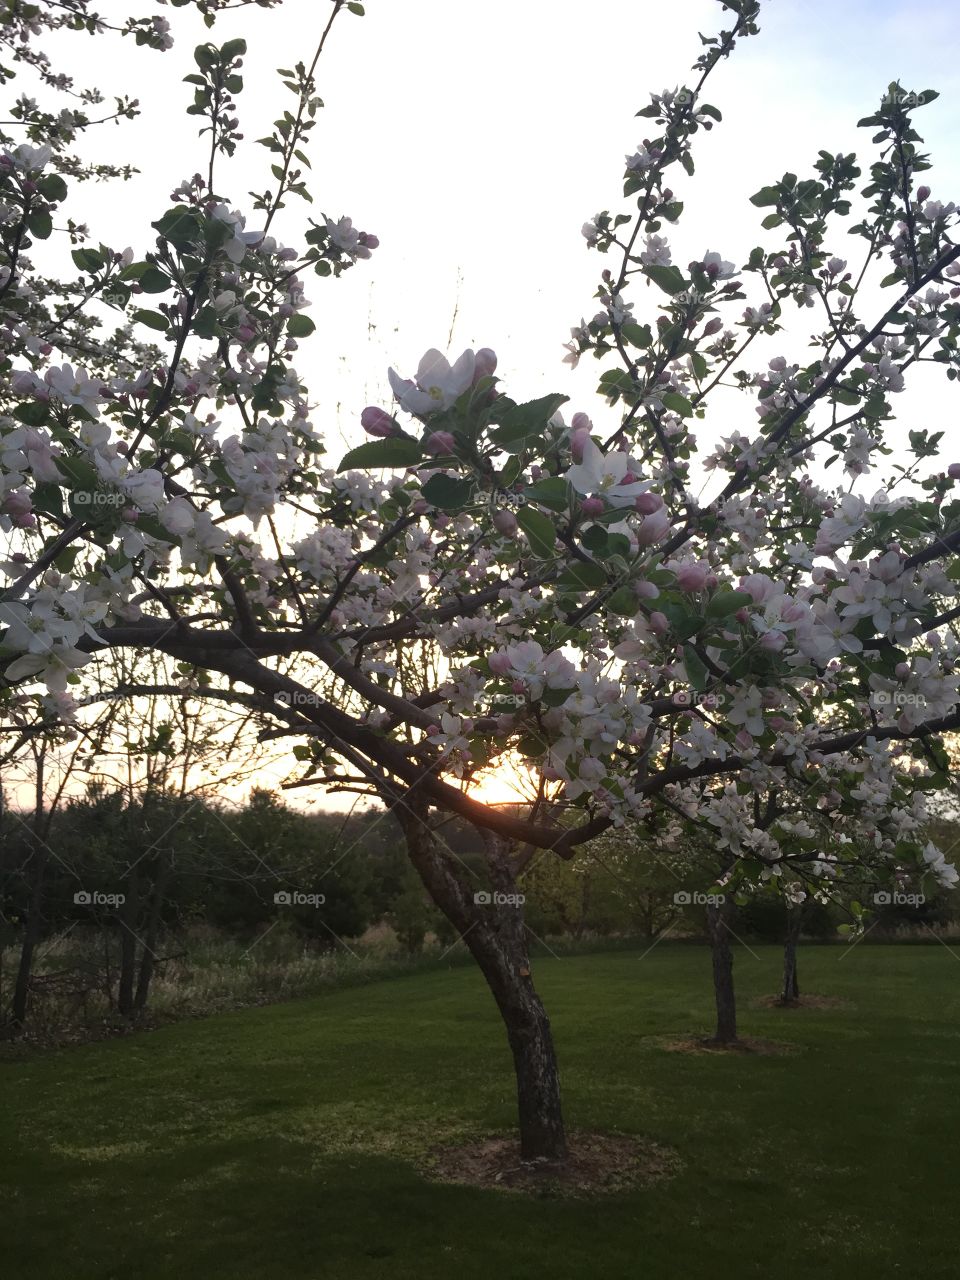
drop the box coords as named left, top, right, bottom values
left=705, top=898, right=738, bottom=1045
left=400, top=804, right=567, bottom=1161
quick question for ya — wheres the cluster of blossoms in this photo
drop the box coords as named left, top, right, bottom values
left=1, top=0, right=959, bottom=922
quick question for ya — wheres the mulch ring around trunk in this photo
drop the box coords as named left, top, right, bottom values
left=753, top=993, right=851, bottom=1010
left=654, top=1034, right=800, bottom=1056
left=423, top=1131, right=680, bottom=1197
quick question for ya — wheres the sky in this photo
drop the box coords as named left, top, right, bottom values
left=40, top=0, right=960, bottom=453
left=7, top=0, right=960, bottom=810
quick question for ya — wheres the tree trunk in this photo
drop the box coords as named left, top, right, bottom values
left=134, top=854, right=170, bottom=1014
left=117, top=869, right=140, bottom=1018
left=10, top=849, right=45, bottom=1029
left=400, top=804, right=567, bottom=1161
left=779, top=904, right=803, bottom=1005
left=705, top=898, right=738, bottom=1045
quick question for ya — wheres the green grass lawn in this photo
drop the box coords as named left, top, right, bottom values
left=3, top=942, right=959, bottom=1279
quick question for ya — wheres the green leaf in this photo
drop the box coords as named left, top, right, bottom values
left=682, top=643, right=709, bottom=692
left=643, top=264, right=687, bottom=296
left=558, top=561, right=606, bottom=591
left=71, top=247, right=103, bottom=273
left=516, top=506, right=557, bottom=557
left=420, top=473, right=474, bottom=511
left=750, top=185, right=781, bottom=207
left=661, top=391, right=693, bottom=417
left=621, top=321, right=653, bottom=348
left=38, top=174, right=67, bottom=202
left=13, top=401, right=50, bottom=426
left=606, top=587, right=637, bottom=615
left=523, top=476, right=569, bottom=511
left=26, top=210, right=52, bottom=240
left=286, top=313, right=315, bottom=337
left=336, top=438, right=422, bottom=473
left=138, top=268, right=171, bottom=294
left=490, top=394, right=568, bottom=450
left=706, top=589, right=753, bottom=617
left=133, top=309, right=169, bottom=332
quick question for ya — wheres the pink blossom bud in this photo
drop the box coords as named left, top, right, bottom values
left=580, top=497, right=605, bottom=517
left=637, top=508, right=671, bottom=546
left=570, top=412, right=592, bottom=433
left=635, top=579, right=659, bottom=600
left=735, top=608, right=750, bottom=624
left=917, top=185, right=931, bottom=203
left=473, top=348, right=498, bottom=381
left=121, top=508, right=138, bottom=523
left=424, top=431, right=456, bottom=455
left=488, top=652, right=512, bottom=676
left=360, top=406, right=397, bottom=437
left=735, top=729, right=754, bottom=751
left=702, top=317, right=723, bottom=336
left=116, top=441, right=129, bottom=455
left=705, top=574, right=718, bottom=591
left=571, top=427, right=591, bottom=463
left=542, top=766, right=562, bottom=782
left=649, top=611, right=669, bottom=635
left=433, top=514, right=451, bottom=529
left=759, top=631, right=786, bottom=652
left=426, top=724, right=441, bottom=736
left=674, top=562, right=709, bottom=592
left=359, top=232, right=379, bottom=249
left=412, top=499, right=429, bottom=515
left=493, top=509, right=518, bottom=537
left=635, top=491, right=663, bottom=515
left=948, top=463, right=960, bottom=479
left=511, top=679, right=526, bottom=695
left=895, top=662, right=910, bottom=679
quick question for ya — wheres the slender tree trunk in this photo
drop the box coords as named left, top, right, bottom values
left=400, top=804, right=567, bottom=1161
left=133, top=857, right=168, bottom=1014
left=10, top=849, right=45, bottom=1029
left=779, top=904, right=803, bottom=1005
left=705, top=898, right=739, bottom=1045
left=117, top=870, right=139, bottom=1018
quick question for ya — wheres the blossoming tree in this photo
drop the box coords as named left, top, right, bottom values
left=2, top=0, right=960, bottom=1160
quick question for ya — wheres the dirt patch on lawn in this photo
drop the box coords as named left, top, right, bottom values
left=425, top=1131, right=679, bottom=1197
left=657, top=1035, right=799, bottom=1056
left=754, top=993, right=851, bottom=1011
